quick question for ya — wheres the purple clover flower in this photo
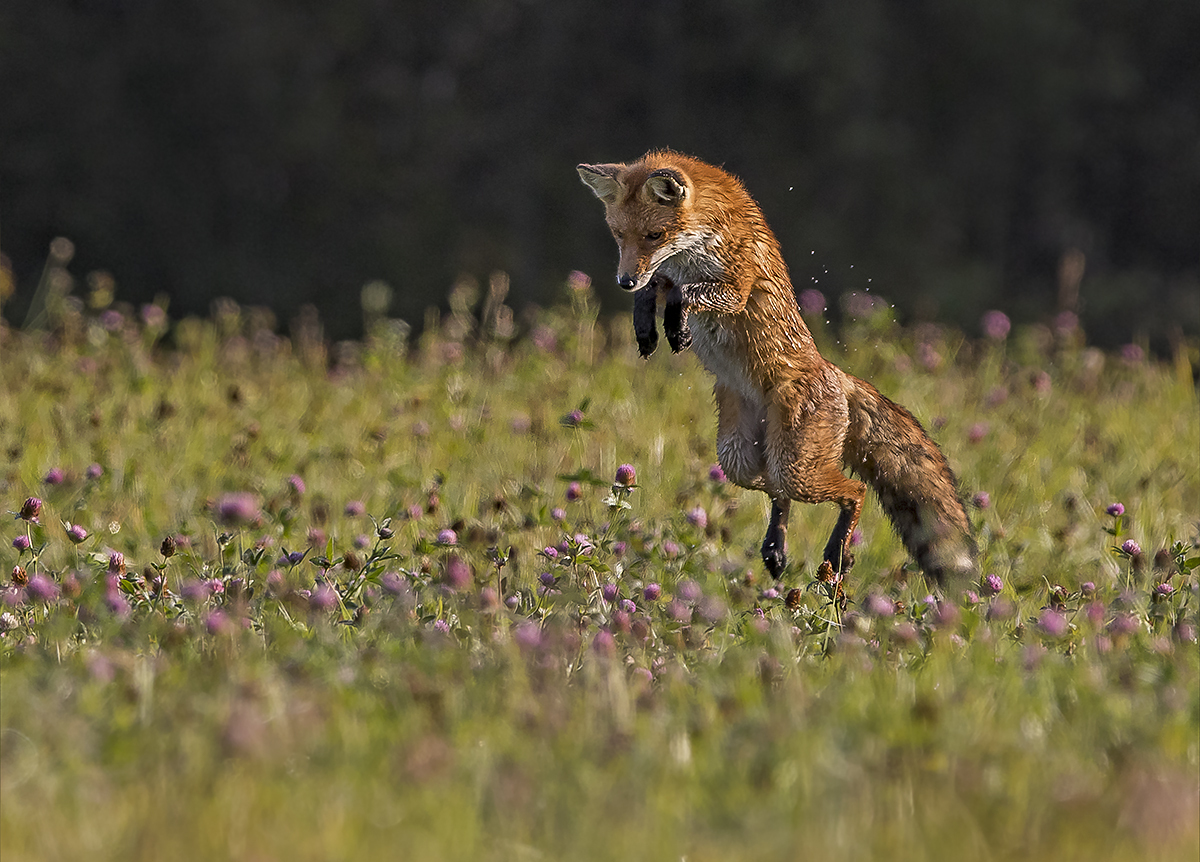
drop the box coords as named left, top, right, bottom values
left=567, top=270, right=592, bottom=292
left=344, top=500, right=365, bottom=517
left=1038, top=609, right=1068, bottom=638
left=615, top=464, right=636, bottom=486
left=865, top=594, right=894, bottom=617
left=140, top=303, right=167, bottom=329
left=12, top=535, right=31, bottom=553
left=708, top=463, right=727, bottom=483
left=550, top=507, right=566, bottom=523
left=26, top=575, right=60, bottom=603
left=677, top=580, right=702, bottom=604
left=981, top=574, right=1003, bottom=596
left=380, top=571, right=408, bottom=596
left=443, top=555, right=471, bottom=591
left=601, top=583, right=620, bottom=603
left=437, top=528, right=458, bottom=546
left=619, top=598, right=636, bottom=615
left=1120, top=539, right=1142, bottom=557
left=215, top=492, right=260, bottom=527
left=981, top=310, right=1011, bottom=340
left=204, top=609, right=233, bottom=635
left=86, top=463, right=104, bottom=480
left=1120, top=343, right=1144, bottom=363
left=566, top=482, right=583, bottom=502
left=433, top=619, right=451, bottom=634
left=1106, top=502, right=1125, bottom=517
left=308, top=583, right=338, bottom=612
left=513, top=621, right=542, bottom=650
left=66, top=523, right=89, bottom=544
left=1054, top=311, right=1079, bottom=335
left=43, top=468, right=65, bottom=485
left=986, top=598, right=1016, bottom=622
left=799, top=288, right=826, bottom=316
left=181, top=580, right=210, bottom=603
left=1108, top=614, right=1139, bottom=637
left=592, top=629, right=616, bottom=656
left=686, top=506, right=708, bottom=529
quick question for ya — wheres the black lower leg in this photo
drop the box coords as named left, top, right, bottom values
left=663, top=289, right=691, bottom=353
left=822, top=506, right=857, bottom=574
left=761, top=500, right=790, bottom=579
left=633, top=286, right=659, bottom=358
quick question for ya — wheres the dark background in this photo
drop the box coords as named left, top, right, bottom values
left=3, top=0, right=1198, bottom=348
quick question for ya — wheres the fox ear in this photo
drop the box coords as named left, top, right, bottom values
left=577, top=164, right=623, bottom=204
left=641, top=169, right=687, bottom=207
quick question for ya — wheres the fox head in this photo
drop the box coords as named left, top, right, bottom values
left=577, top=159, right=697, bottom=292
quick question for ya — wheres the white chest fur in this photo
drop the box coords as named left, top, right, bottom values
left=687, top=313, right=763, bottom=403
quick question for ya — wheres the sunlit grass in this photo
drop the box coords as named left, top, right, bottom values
left=1, top=284, right=1197, bottom=861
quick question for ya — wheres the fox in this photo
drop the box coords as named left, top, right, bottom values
left=578, top=150, right=978, bottom=590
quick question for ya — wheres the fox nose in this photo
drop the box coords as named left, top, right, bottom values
left=617, top=274, right=637, bottom=291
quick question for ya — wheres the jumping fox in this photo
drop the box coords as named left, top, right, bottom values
left=578, top=150, right=978, bottom=589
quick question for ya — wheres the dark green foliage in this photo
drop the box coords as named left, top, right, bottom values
left=2, top=0, right=1197, bottom=348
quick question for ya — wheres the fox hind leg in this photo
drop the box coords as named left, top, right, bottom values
left=761, top=498, right=790, bottom=579
left=822, top=501, right=862, bottom=575
left=764, top=381, right=867, bottom=577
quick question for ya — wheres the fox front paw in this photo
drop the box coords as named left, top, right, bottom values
left=632, top=285, right=659, bottom=358
left=663, top=299, right=692, bottom=353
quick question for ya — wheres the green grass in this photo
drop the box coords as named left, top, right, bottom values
left=1, top=287, right=1197, bottom=861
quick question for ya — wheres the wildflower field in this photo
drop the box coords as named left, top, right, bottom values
left=2, top=277, right=1198, bottom=861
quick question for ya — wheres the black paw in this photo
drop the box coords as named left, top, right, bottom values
left=761, top=535, right=788, bottom=580
left=823, top=549, right=855, bottom=576
left=633, top=286, right=659, bottom=358
left=663, top=299, right=692, bottom=353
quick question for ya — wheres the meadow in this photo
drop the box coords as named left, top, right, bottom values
left=1, top=274, right=1197, bottom=861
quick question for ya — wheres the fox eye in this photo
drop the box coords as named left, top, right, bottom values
left=645, top=231, right=664, bottom=242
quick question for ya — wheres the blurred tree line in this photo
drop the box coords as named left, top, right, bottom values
left=3, top=0, right=1197, bottom=349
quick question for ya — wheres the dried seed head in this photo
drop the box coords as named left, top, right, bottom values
left=19, top=497, right=43, bottom=523
left=161, top=535, right=177, bottom=558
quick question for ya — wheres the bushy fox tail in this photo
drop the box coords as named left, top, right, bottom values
left=843, top=374, right=978, bottom=589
